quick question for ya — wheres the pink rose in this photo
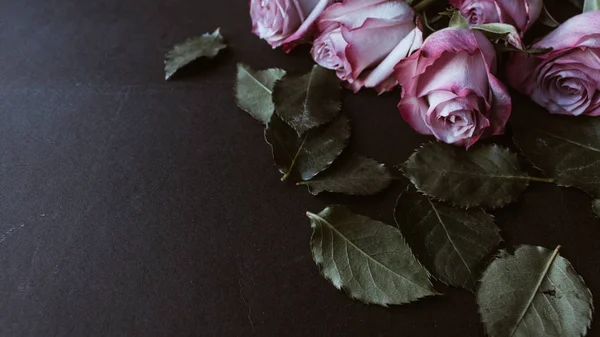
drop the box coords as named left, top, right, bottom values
left=310, top=0, right=423, bottom=93
left=394, top=27, right=511, bottom=147
left=449, top=0, right=542, bottom=34
left=250, top=0, right=333, bottom=49
left=507, top=11, right=600, bottom=116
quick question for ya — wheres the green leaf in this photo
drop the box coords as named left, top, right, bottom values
left=235, top=63, right=286, bottom=124
left=164, top=29, right=227, bottom=80
left=449, top=10, right=469, bottom=29
left=472, top=23, right=523, bottom=50
left=273, top=65, right=342, bottom=135
left=394, top=187, right=501, bottom=291
left=538, top=4, right=560, bottom=27
left=402, top=142, right=543, bottom=209
left=307, top=205, right=438, bottom=306
left=298, top=154, right=392, bottom=195
left=592, top=199, right=600, bottom=218
left=478, top=245, right=594, bottom=337
left=584, top=0, right=600, bottom=12
left=265, top=114, right=350, bottom=181
left=512, top=104, right=600, bottom=197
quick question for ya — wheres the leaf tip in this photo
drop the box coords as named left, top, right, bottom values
left=306, top=211, right=318, bottom=219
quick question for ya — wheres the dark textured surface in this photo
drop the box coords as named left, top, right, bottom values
left=0, top=1, right=599, bottom=336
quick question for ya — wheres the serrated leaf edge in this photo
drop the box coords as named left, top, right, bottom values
left=392, top=188, right=437, bottom=282
left=300, top=115, right=351, bottom=181
left=233, top=63, right=286, bottom=124
left=164, top=28, right=227, bottom=80
left=477, top=245, right=595, bottom=337
left=304, top=155, right=392, bottom=196
left=402, top=142, right=530, bottom=210
left=511, top=133, right=596, bottom=198
left=273, top=65, right=342, bottom=136
left=393, top=187, right=502, bottom=291
left=307, top=205, right=440, bottom=306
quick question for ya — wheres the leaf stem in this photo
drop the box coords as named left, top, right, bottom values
left=281, top=171, right=292, bottom=181
left=281, top=135, right=308, bottom=181
left=509, top=245, right=561, bottom=336
left=306, top=211, right=318, bottom=219
left=524, top=176, right=554, bottom=183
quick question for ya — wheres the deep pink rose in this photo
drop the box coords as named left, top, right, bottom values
left=310, top=0, right=422, bottom=93
left=250, top=0, right=333, bottom=49
left=507, top=11, right=600, bottom=116
left=449, top=0, right=542, bottom=34
left=394, top=27, right=511, bottom=147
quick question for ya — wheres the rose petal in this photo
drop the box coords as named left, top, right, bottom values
left=485, top=73, right=511, bottom=136
left=342, top=19, right=415, bottom=78
left=531, top=11, right=600, bottom=53
left=399, top=97, right=432, bottom=135
left=311, top=28, right=350, bottom=74
left=355, top=27, right=422, bottom=91
left=282, top=0, right=334, bottom=47
left=416, top=50, right=489, bottom=98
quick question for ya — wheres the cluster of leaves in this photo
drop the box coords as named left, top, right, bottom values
left=232, top=62, right=595, bottom=336
left=164, top=29, right=596, bottom=337
left=235, top=63, right=392, bottom=196
left=304, top=104, right=599, bottom=336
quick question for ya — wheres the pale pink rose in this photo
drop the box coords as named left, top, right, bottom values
left=250, top=0, right=333, bottom=49
left=507, top=11, right=600, bottom=116
left=310, top=0, right=422, bottom=93
left=394, top=27, right=511, bottom=147
left=449, top=0, right=542, bottom=34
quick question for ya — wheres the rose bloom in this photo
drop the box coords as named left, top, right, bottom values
left=449, top=0, right=542, bottom=34
left=507, top=11, right=600, bottom=116
left=250, top=0, right=333, bottom=49
left=310, top=0, right=422, bottom=93
left=394, top=27, right=511, bottom=147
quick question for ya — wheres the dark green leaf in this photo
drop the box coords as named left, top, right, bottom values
left=164, top=29, right=227, bottom=80
left=235, top=63, right=286, bottom=124
left=394, top=187, right=501, bottom=291
left=538, top=4, right=560, bottom=27
left=478, top=245, right=593, bottom=337
left=584, top=0, right=600, bottom=12
left=265, top=114, right=350, bottom=181
left=299, top=155, right=391, bottom=195
left=512, top=104, right=600, bottom=197
left=593, top=200, right=600, bottom=218
left=307, top=205, right=438, bottom=306
left=402, top=142, right=538, bottom=209
left=273, top=65, right=341, bottom=135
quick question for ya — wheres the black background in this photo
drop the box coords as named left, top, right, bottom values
left=1, top=0, right=599, bottom=336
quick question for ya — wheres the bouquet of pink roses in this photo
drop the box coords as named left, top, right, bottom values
left=165, top=0, right=600, bottom=335
left=250, top=0, right=600, bottom=146
left=241, top=1, right=600, bottom=336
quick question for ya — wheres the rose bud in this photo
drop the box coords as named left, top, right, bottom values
left=507, top=11, right=600, bottom=116
left=394, top=27, right=511, bottom=147
left=250, top=0, right=333, bottom=49
left=449, top=0, right=542, bottom=34
left=310, top=0, right=423, bottom=93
